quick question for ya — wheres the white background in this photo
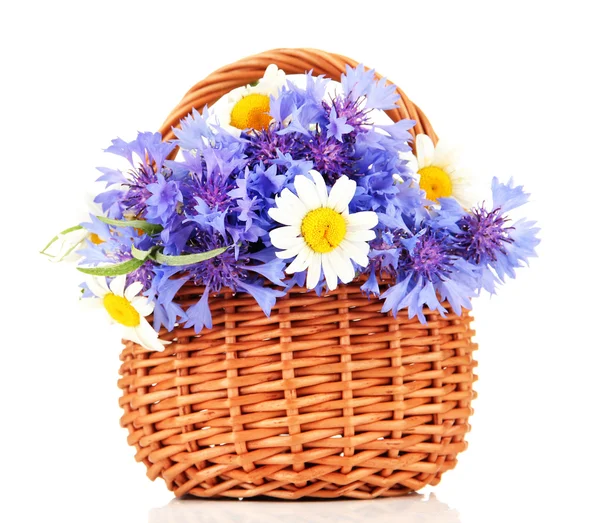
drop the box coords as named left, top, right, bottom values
left=1, top=1, right=598, bottom=522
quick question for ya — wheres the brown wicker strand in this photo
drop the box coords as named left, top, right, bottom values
left=118, top=48, right=476, bottom=500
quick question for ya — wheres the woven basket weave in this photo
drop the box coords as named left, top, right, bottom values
left=118, top=48, right=478, bottom=500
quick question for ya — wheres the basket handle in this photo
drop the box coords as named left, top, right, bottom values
left=158, top=48, right=437, bottom=149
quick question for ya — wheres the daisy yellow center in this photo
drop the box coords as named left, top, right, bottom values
left=89, top=233, right=104, bottom=245
left=103, top=293, right=140, bottom=327
left=418, top=166, right=453, bottom=202
left=230, top=93, right=272, bottom=130
left=301, top=208, right=347, bottom=253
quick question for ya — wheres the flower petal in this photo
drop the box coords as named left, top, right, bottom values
left=328, top=249, right=355, bottom=284
left=131, top=318, right=167, bottom=351
left=327, top=176, right=356, bottom=213
left=275, top=238, right=305, bottom=260
left=124, top=281, right=143, bottom=301
left=294, top=174, right=322, bottom=211
left=306, top=253, right=322, bottom=289
left=432, top=138, right=461, bottom=170
left=268, top=206, right=300, bottom=226
left=270, top=188, right=307, bottom=224
left=109, top=275, right=127, bottom=297
left=346, top=211, right=378, bottom=231
left=285, top=245, right=313, bottom=274
left=86, top=276, right=110, bottom=298
left=131, top=295, right=154, bottom=317
left=416, top=134, right=434, bottom=169
left=269, top=225, right=301, bottom=249
left=309, top=169, right=329, bottom=207
left=339, top=239, right=369, bottom=267
left=345, top=229, right=376, bottom=242
left=321, top=253, right=339, bottom=291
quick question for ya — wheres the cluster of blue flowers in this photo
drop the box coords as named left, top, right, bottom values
left=78, top=65, right=539, bottom=332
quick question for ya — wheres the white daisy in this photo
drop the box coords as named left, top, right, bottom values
left=42, top=227, right=89, bottom=262
left=268, top=170, right=378, bottom=291
left=211, top=64, right=286, bottom=134
left=86, top=275, right=167, bottom=351
left=414, top=134, right=478, bottom=208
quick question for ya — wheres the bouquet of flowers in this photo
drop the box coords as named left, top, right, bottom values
left=44, top=64, right=539, bottom=352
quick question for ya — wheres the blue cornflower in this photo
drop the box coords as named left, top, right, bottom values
left=454, top=177, right=540, bottom=293
left=145, top=173, right=183, bottom=225
left=380, top=224, right=477, bottom=322
left=159, top=239, right=285, bottom=333
left=326, top=105, right=353, bottom=141
left=341, top=64, right=400, bottom=110
left=95, top=132, right=176, bottom=219
left=245, top=125, right=305, bottom=169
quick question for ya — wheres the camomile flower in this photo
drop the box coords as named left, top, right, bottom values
left=212, top=64, right=286, bottom=134
left=86, top=275, right=167, bottom=351
left=415, top=134, right=478, bottom=208
left=269, top=170, right=378, bottom=291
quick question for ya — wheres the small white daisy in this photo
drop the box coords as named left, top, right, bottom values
left=268, top=170, right=378, bottom=291
left=86, top=275, right=167, bottom=351
left=211, top=64, right=286, bottom=134
left=415, top=134, right=478, bottom=208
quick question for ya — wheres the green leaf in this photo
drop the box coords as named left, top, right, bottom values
left=77, top=258, right=144, bottom=277
left=40, top=225, right=84, bottom=257
left=131, top=245, right=153, bottom=261
left=96, top=216, right=163, bottom=235
left=153, top=246, right=229, bottom=266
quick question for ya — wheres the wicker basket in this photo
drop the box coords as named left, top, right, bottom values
left=118, top=48, right=478, bottom=500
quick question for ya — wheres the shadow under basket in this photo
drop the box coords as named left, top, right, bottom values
left=117, top=48, right=478, bottom=500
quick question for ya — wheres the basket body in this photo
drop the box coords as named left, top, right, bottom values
left=119, top=281, right=476, bottom=499
left=117, top=48, right=477, bottom=499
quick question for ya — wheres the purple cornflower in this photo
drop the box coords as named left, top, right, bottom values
left=302, top=131, right=355, bottom=183
left=159, top=237, right=285, bottom=333
left=120, top=164, right=159, bottom=217
left=187, top=171, right=235, bottom=212
left=245, top=125, right=305, bottom=168
left=456, top=208, right=513, bottom=265
left=380, top=223, right=477, bottom=322
left=399, top=229, right=454, bottom=281
left=326, top=104, right=354, bottom=141
left=145, top=172, right=182, bottom=225
left=341, top=64, right=400, bottom=110
left=327, top=96, right=371, bottom=130
left=454, top=177, right=540, bottom=292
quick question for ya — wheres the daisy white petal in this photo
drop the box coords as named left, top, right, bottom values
left=270, top=226, right=301, bottom=249
left=131, top=295, right=154, bottom=317
left=346, top=211, right=378, bottom=231
left=294, top=175, right=322, bottom=211
left=346, top=229, right=376, bottom=242
left=321, top=253, right=339, bottom=290
left=433, top=138, right=461, bottom=170
left=275, top=239, right=305, bottom=260
left=309, top=169, right=329, bottom=207
left=416, top=134, right=435, bottom=169
left=327, top=176, right=356, bottom=213
left=125, top=281, right=143, bottom=301
left=131, top=317, right=167, bottom=352
left=339, top=239, right=369, bottom=267
left=306, top=253, right=322, bottom=289
left=87, top=276, right=110, bottom=298
left=109, top=275, right=127, bottom=297
left=285, top=246, right=314, bottom=274
left=268, top=206, right=298, bottom=226
left=327, top=249, right=355, bottom=284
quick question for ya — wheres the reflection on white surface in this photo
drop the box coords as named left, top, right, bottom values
left=149, top=492, right=461, bottom=523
